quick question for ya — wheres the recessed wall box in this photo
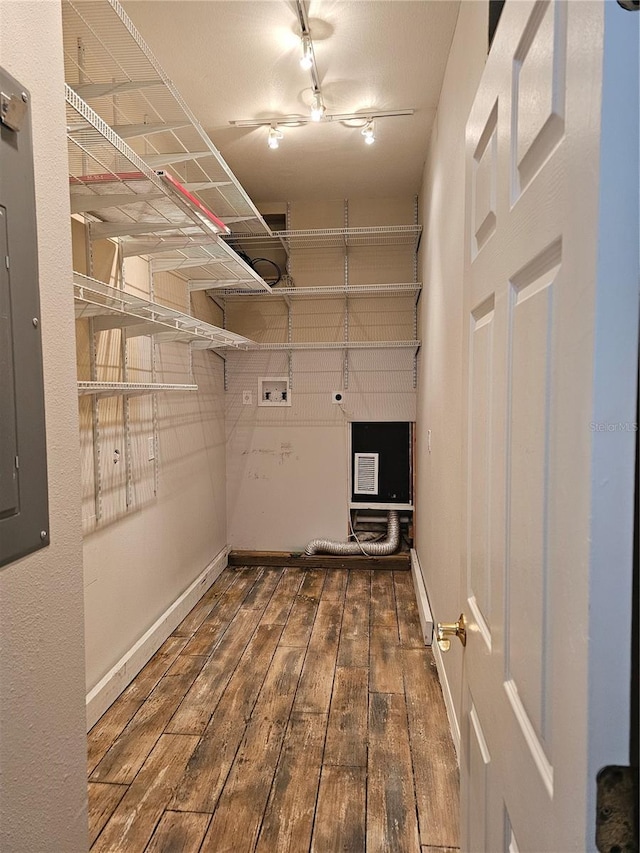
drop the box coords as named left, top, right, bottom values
left=258, top=376, right=291, bottom=407
left=350, top=421, right=413, bottom=509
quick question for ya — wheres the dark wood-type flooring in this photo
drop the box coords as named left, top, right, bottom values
left=87, top=566, right=460, bottom=852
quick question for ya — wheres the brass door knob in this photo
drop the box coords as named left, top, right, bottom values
left=436, top=613, right=466, bottom=652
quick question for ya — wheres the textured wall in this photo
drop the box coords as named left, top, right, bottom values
left=0, top=1, right=88, bottom=849
left=414, top=1, right=488, bottom=724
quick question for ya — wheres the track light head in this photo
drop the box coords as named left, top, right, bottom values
left=361, top=120, right=375, bottom=144
left=267, top=126, right=283, bottom=149
left=310, top=92, right=325, bottom=122
left=300, top=35, right=313, bottom=70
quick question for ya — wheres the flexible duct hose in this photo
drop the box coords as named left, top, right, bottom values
left=304, top=510, right=400, bottom=556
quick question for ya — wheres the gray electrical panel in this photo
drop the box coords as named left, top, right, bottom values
left=0, top=68, right=49, bottom=568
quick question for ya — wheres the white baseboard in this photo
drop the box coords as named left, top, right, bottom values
left=410, top=548, right=433, bottom=645
left=85, top=546, right=229, bottom=730
left=410, top=548, right=460, bottom=760
left=431, top=629, right=461, bottom=760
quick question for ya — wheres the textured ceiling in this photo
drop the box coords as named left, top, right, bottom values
left=122, top=1, right=460, bottom=204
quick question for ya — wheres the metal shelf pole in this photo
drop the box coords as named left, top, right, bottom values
left=343, top=199, right=350, bottom=389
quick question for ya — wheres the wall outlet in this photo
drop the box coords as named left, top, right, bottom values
left=331, top=391, right=344, bottom=404
left=147, top=436, right=155, bottom=461
left=243, top=390, right=252, bottom=405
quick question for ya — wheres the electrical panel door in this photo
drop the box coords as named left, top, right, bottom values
left=0, top=68, right=49, bottom=567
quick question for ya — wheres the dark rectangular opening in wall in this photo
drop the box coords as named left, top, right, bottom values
left=263, top=213, right=287, bottom=231
left=489, top=0, right=507, bottom=51
left=351, top=422, right=412, bottom=505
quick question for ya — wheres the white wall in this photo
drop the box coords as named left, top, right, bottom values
left=79, top=254, right=229, bottom=694
left=226, top=197, right=417, bottom=551
left=415, top=1, right=488, bottom=731
left=83, top=349, right=228, bottom=690
left=0, top=2, right=88, bottom=850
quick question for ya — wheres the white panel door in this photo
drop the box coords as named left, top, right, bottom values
left=459, top=1, right=638, bottom=851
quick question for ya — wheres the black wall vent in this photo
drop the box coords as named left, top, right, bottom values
left=351, top=422, right=412, bottom=505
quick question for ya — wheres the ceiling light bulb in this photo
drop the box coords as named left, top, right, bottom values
left=361, top=120, right=375, bottom=144
left=310, top=93, right=325, bottom=122
left=268, top=126, right=283, bottom=149
left=300, top=36, right=313, bottom=70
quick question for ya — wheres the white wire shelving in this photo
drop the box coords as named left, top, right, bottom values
left=66, top=88, right=272, bottom=292
left=73, top=272, right=254, bottom=348
left=61, top=0, right=423, bottom=392
left=61, top=0, right=273, bottom=240
left=227, top=224, right=422, bottom=251
left=221, top=284, right=421, bottom=366
left=78, top=381, right=198, bottom=398
left=212, top=282, right=422, bottom=300
left=245, top=340, right=421, bottom=353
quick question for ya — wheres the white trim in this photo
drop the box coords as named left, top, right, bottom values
left=432, top=626, right=461, bottom=760
left=409, top=548, right=433, bottom=645
left=85, top=546, right=229, bottom=730
left=411, top=549, right=461, bottom=760
left=350, top=502, right=414, bottom=511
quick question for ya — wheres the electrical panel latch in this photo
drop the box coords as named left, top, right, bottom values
left=0, top=90, right=27, bottom=132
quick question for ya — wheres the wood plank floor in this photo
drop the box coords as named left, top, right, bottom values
left=88, top=567, right=460, bottom=853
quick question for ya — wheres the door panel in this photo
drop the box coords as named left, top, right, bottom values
left=467, top=297, right=495, bottom=646
left=504, top=811, right=521, bottom=853
left=512, top=0, right=566, bottom=198
left=506, top=248, right=560, bottom=749
left=467, top=701, right=490, bottom=851
left=459, top=1, right=624, bottom=850
left=472, top=103, right=498, bottom=256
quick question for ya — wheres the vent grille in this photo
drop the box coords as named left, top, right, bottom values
left=354, top=453, right=379, bottom=495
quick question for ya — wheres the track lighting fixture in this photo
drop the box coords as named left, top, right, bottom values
left=230, top=2, right=414, bottom=148
left=267, top=126, right=283, bottom=149
left=300, top=35, right=313, bottom=70
left=310, top=92, right=325, bottom=122
left=361, top=120, right=375, bottom=144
